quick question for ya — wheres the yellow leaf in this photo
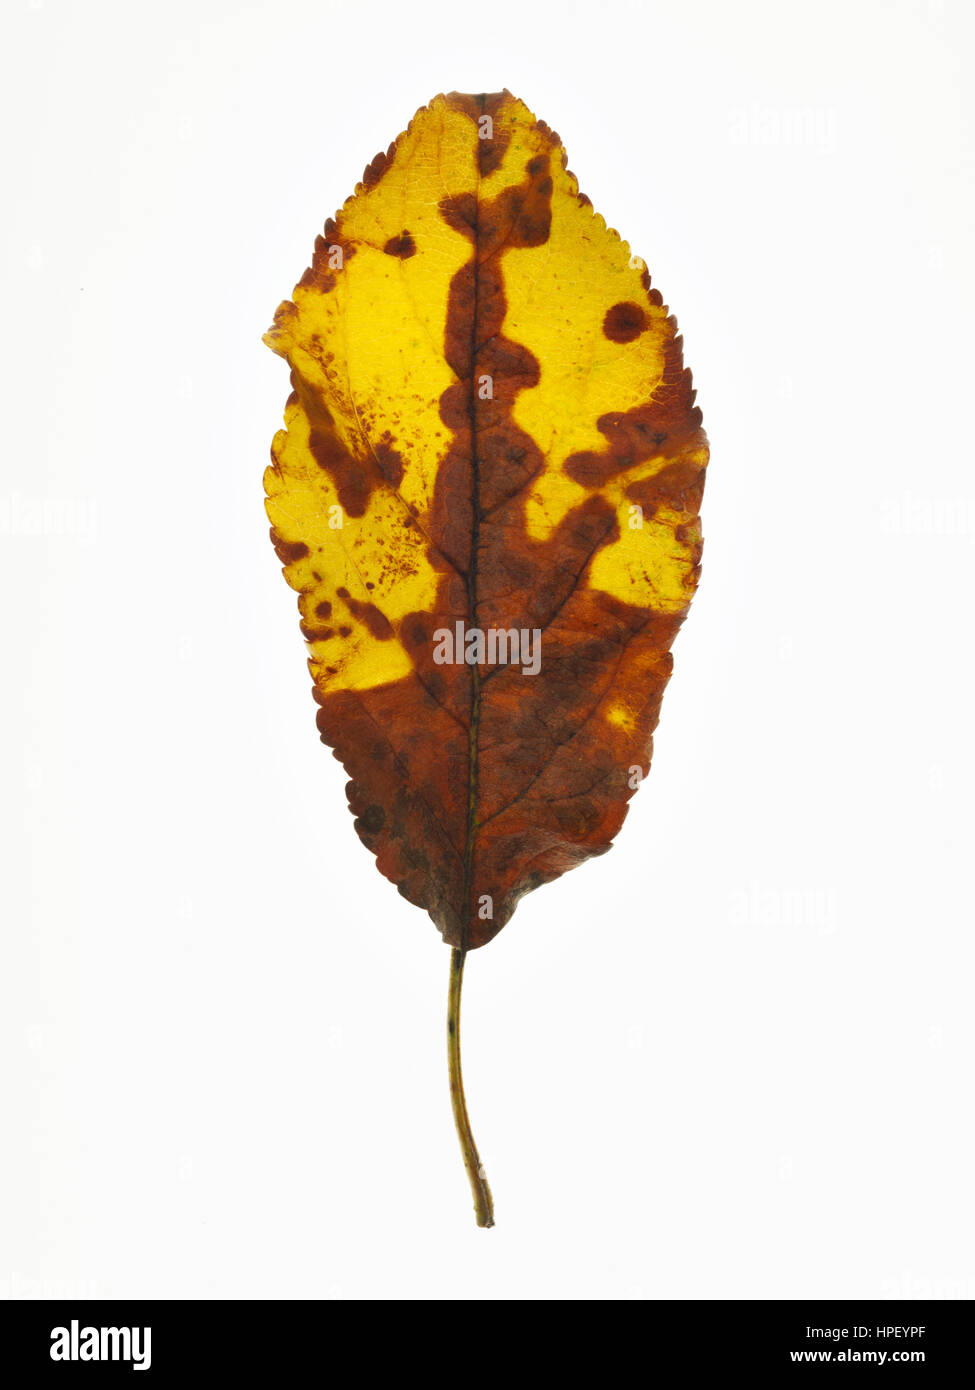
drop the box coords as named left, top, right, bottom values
left=264, top=92, right=709, bottom=1224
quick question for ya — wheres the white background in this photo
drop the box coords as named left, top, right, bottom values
left=2, top=0, right=973, bottom=1300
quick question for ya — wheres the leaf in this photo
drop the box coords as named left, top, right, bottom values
left=264, top=91, right=708, bottom=1225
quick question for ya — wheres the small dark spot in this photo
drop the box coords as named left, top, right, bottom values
left=338, top=625, right=352, bottom=638
left=603, top=301, right=648, bottom=343
left=315, top=600, right=332, bottom=618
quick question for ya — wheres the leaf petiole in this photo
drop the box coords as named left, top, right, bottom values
left=447, top=948, right=494, bottom=1228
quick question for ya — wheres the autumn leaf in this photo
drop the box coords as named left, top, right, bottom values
left=264, top=90, right=708, bottom=1227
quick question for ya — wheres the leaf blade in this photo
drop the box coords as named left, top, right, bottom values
left=265, top=91, right=708, bottom=948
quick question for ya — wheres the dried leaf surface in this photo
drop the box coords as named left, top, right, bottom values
left=265, top=91, right=708, bottom=948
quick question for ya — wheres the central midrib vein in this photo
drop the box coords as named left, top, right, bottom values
left=460, top=105, right=484, bottom=952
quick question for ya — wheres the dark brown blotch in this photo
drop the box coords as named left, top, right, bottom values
left=383, top=231, right=416, bottom=259
left=603, top=301, right=648, bottom=344
left=269, top=528, right=309, bottom=566
left=443, top=90, right=514, bottom=177
left=307, top=425, right=371, bottom=518
left=335, top=586, right=394, bottom=641
left=374, top=435, right=405, bottom=488
left=347, top=598, right=394, bottom=641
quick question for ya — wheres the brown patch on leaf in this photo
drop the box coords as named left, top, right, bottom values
left=603, top=301, right=648, bottom=343
left=269, top=528, right=309, bottom=566
left=336, top=586, right=395, bottom=641
left=296, top=385, right=407, bottom=519
left=444, top=90, right=514, bottom=176
left=383, top=231, right=416, bottom=259
left=361, top=146, right=394, bottom=190
left=297, top=218, right=356, bottom=294
left=564, top=323, right=704, bottom=489
left=374, top=435, right=405, bottom=488
left=307, top=425, right=370, bottom=517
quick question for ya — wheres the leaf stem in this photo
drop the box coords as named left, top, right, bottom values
left=447, top=948, right=494, bottom=1228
